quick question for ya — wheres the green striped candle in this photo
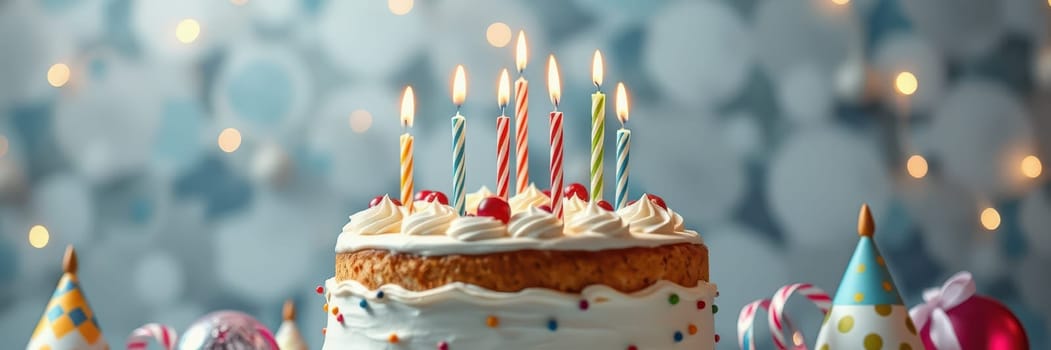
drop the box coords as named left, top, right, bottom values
left=590, top=50, right=605, bottom=201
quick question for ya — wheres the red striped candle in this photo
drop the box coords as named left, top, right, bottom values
left=547, top=55, right=564, bottom=219
left=497, top=69, right=511, bottom=199
left=514, top=31, right=531, bottom=195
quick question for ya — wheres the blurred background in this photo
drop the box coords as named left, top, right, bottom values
left=1, top=0, right=1050, bottom=348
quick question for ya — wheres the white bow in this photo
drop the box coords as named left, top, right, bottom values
left=908, top=271, right=976, bottom=350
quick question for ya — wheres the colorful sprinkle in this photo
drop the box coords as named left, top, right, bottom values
left=696, top=300, right=706, bottom=310
left=578, top=300, right=589, bottom=310
left=389, top=333, right=399, bottom=344
left=359, top=299, right=369, bottom=309
left=331, top=306, right=339, bottom=315
left=322, top=303, right=328, bottom=312
left=668, top=293, right=680, bottom=305
left=688, top=323, right=698, bottom=335
left=547, top=318, right=558, bottom=331
left=376, top=291, right=385, bottom=299
left=715, top=334, right=721, bottom=343
left=712, top=304, right=719, bottom=314
left=486, top=315, right=500, bottom=328
left=336, top=314, right=344, bottom=323
left=437, top=341, right=449, bottom=350
left=315, top=285, right=324, bottom=294
left=322, top=327, right=327, bottom=336
left=674, top=331, right=684, bottom=342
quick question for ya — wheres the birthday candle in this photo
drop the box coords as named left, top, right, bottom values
left=451, top=65, right=468, bottom=215
left=496, top=69, right=511, bottom=200
left=547, top=55, right=564, bottom=219
left=513, top=31, right=531, bottom=195
left=590, top=50, right=606, bottom=202
left=400, top=86, right=416, bottom=213
left=615, top=82, right=631, bottom=210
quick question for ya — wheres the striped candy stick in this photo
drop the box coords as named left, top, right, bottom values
left=590, top=91, right=605, bottom=201
left=496, top=116, right=510, bottom=199
left=549, top=111, right=564, bottom=218
left=451, top=114, right=467, bottom=215
left=768, top=283, right=833, bottom=350
left=400, top=133, right=414, bottom=213
left=514, top=77, right=530, bottom=195
left=126, top=323, right=177, bottom=350
left=738, top=299, right=771, bottom=350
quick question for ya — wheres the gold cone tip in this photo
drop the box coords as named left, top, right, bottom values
left=858, top=203, right=874, bottom=237
left=63, top=245, right=78, bottom=274
left=283, top=299, right=296, bottom=321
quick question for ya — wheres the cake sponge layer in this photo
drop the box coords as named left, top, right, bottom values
left=336, top=242, right=708, bottom=293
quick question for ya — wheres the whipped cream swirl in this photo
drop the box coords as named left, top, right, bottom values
left=616, top=196, right=684, bottom=234
left=562, top=196, right=589, bottom=219
left=565, top=202, right=630, bottom=237
left=509, top=184, right=550, bottom=214
left=402, top=203, right=457, bottom=236
left=447, top=216, right=508, bottom=241
left=508, top=206, right=563, bottom=239
left=465, top=186, right=495, bottom=215
left=342, top=195, right=403, bottom=235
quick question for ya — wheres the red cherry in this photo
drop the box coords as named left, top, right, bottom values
left=414, top=190, right=434, bottom=201
left=645, top=194, right=667, bottom=209
left=424, top=191, right=449, bottom=205
left=315, top=285, right=324, bottom=294
left=538, top=204, right=552, bottom=213
left=477, top=197, right=511, bottom=224
left=563, top=183, right=588, bottom=201
left=541, top=189, right=551, bottom=198
left=369, top=195, right=402, bottom=208
left=596, top=200, right=613, bottom=211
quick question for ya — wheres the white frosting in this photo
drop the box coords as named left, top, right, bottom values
left=562, top=196, right=589, bottom=219
left=342, top=196, right=402, bottom=235
left=402, top=203, right=456, bottom=236
left=508, top=207, right=563, bottom=239
left=337, top=231, right=700, bottom=256
left=508, top=184, right=550, bottom=214
left=275, top=320, right=308, bottom=350
left=322, top=278, right=718, bottom=350
left=565, top=202, right=630, bottom=238
left=616, top=196, right=685, bottom=234
left=447, top=216, right=508, bottom=241
left=465, top=186, right=495, bottom=215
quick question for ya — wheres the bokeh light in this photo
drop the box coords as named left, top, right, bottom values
left=389, top=0, right=413, bottom=15
left=349, top=109, right=373, bottom=134
left=47, top=63, right=70, bottom=87
left=28, top=225, right=49, bottom=248
left=486, top=22, right=512, bottom=48
left=981, top=207, right=1001, bottom=231
left=1022, top=155, right=1042, bottom=178
left=907, top=154, right=928, bottom=179
left=832, top=0, right=850, bottom=5
left=895, top=71, right=918, bottom=96
left=175, top=19, right=201, bottom=44
left=217, top=128, right=242, bottom=153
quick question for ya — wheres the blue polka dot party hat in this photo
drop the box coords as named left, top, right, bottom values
left=26, top=245, right=109, bottom=350
left=815, top=204, right=924, bottom=350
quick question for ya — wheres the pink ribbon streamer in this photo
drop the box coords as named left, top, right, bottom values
left=738, top=299, right=771, bottom=350
left=126, top=323, right=177, bottom=350
left=908, top=271, right=975, bottom=350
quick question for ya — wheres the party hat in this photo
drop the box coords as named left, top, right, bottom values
left=27, top=245, right=109, bottom=350
left=815, top=204, right=924, bottom=350
left=274, top=300, right=307, bottom=350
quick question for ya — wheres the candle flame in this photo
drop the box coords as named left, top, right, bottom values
left=401, top=86, right=415, bottom=127
left=547, top=55, right=561, bottom=106
left=452, top=65, right=467, bottom=106
left=498, top=68, right=510, bottom=108
left=515, top=30, right=528, bottom=73
left=615, top=82, right=629, bottom=124
left=592, top=50, right=604, bottom=88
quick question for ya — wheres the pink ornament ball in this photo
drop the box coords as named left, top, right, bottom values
left=919, top=295, right=1029, bottom=350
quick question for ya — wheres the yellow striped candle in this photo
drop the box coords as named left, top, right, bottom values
left=590, top=50, right=605, bottom=201
left=400, top=86, right=415, bottom=213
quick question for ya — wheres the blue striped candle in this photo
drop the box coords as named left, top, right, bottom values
left=615, top=128, right=630, bottom=209
left=451, top=113, right=467, bottom=215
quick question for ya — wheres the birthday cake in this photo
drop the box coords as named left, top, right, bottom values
left=320, top=186, right=717, bottom=349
